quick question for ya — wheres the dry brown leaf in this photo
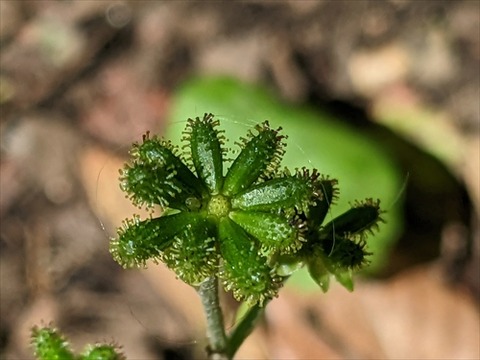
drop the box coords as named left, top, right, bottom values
left=274, top=265, right=480, bottom=359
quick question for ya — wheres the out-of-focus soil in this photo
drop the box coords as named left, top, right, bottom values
left=1, top=1, right=478, bottom=359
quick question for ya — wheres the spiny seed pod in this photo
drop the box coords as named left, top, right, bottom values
left=31, top=326, right=74, bottom=360
left=121, top=162, right=197, bottom=210
left=185, top=113, right=225, bottom=194
left=218, top=218, right=281, bottom=305
left=229, top=210, right=305, bottom=255
left=223, top=121, right=285, bottom=196
left=161, top=217, right=218, bottom=285
left=81, top=344, right=125, bottom=360
left=132, top=133, right=207, bottom=197
left=121, top=137, right=206, bottom=210
left=300, top=198, right=382, bottom=292
left=230, top=170, right=320, bottom=214
left=306, top=176, right=338, bottom=228
left=320, top=198, right=383, bottom=239
left=328, top=237, right=371, bottom=270
left=110, top=212, right=202, bottom=268
left=31, top=325, right=125, bottom=360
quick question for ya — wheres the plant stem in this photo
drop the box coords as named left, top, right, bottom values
left=198, top=277, right=228, bottom=360
left=227, top=303, right=264, bottom=358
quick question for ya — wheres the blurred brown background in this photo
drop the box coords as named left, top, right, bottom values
left=1, top=1, right=479, bottom=359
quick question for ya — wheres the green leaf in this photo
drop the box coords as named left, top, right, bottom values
left=218, top=218, right=280, bottom=305
left=110, top=212, right=202, bottom=268
left=229, top=210, right=303, bottom=254
left=308, top=246, right=356, bottom=292
left=307, top=255, right=331, bottom=292
left=186, top=114, right=224, bottom=194
left=274, top=254, right=304, bottom=276
left=222, top=122, right=285, bottom=196
left=333, top=270, right=354, bottom=292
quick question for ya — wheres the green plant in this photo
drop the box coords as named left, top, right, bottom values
left=31, top=325, right=124, bottom=360
left=170, top=76, right=402, bottom=274
left=31, top=113, right=383, bottom=360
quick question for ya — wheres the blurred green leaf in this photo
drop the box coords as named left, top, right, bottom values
left=167, top=76, right=404, bottom=286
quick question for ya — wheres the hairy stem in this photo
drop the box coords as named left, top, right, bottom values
left=198, top=277, right=228, bottom=360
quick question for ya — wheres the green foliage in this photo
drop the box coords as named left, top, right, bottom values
left=111, top=113, right=384, bottom=304
left=31, top=325, right=124, bottom=360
